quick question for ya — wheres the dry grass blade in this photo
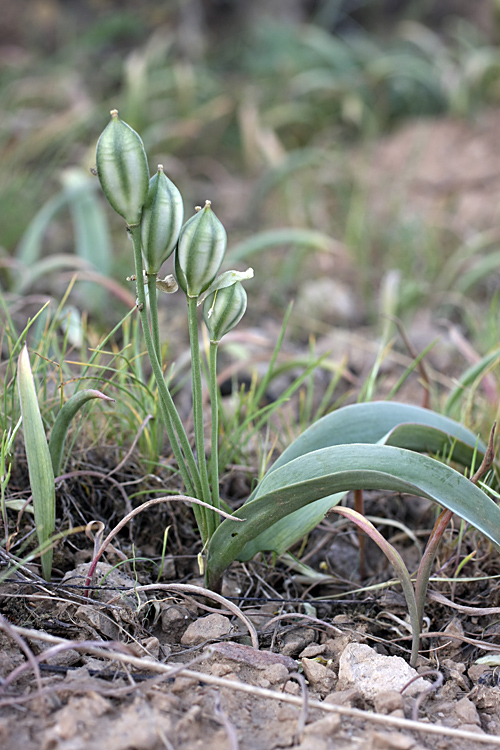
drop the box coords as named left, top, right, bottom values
left=426, top=590, right=500, bottom=616
left=403, top=670, right=444, bottom=722
left=0, top=613, right=42, bottom=694
left=213, top=692, right=239, bottom=750
left=121, top=583, right=259, bottom=649
left=85, top=495, right=244, bottom=593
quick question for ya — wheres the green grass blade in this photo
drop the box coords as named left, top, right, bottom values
left=15, top=191, right=73, bottom=268
left=17, top=346, right=55, bottom=581
left=444, top=347, right=500, bottom=417
left=49, top=389, right=115, bottom=477
left=228, top=227, right=336, bottom=263
left=206, top=443, right=500, bottom=589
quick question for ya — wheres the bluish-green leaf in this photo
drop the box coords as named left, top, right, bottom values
left=206, top=443, right=500, bottom=590
left=266, top=402, right=487, bottom=478
left=238, top=402, right=489, bottom=560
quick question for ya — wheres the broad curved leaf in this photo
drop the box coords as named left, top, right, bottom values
left=267, top=402, right=487, bottom=478
left=206, top=444, right=500, bottom=590
left=239, top=402, right=490, bottom=559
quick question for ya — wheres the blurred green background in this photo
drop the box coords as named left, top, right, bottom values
left=2, top=0, right=500, bottom=363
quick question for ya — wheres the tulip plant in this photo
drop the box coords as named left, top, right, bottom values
left=93, top=110, right=500, bottom=665
left=96, top=110, right=252, bottom=547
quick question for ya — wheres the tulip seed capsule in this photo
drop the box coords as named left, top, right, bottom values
left=203, top=282, right=248, bottom=343
left=96, top=109, right=150, bottom=226
left=176, top=201, right=227, bottom=298
left=141, top=166, right=184, bottom=274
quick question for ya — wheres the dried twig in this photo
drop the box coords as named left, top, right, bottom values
left=213, top=692, right=239, bottom=750
left=471, top=422, right=497, bottom=485
left=402, top=669, right=444, bottom=721
left=0, top=613, right=42, bottom=694
left=426, top=589, right=500, bottom=616
left=120, top=583, right=259, bottom=649
left=283, top=672, right=309, bottom=743
left=85, top=495, right=244, bottom=594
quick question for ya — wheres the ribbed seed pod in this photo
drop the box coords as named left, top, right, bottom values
left=176, top=201, right=227, bottom=297
left=96, top=109, right=149, bottom=225
left=141, top=166, right=184, bottom=273
left=203, top=282, right=247, bottom=343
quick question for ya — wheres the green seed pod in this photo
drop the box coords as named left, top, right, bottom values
left=176, top=201, right=227, bottom=297
left=141, top=166, right=184, bottom=273
left=96, top=109, right=149, bottom=225
left=203, top=281, right=247, bottom=343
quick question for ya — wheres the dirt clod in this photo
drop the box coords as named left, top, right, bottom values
left=301, top=657, right=336, bottom=693
left=180, top=613, right=233, bottom=645
left=369, top=731, right=416, bottom=750
left=453, top=697, right=481, bottom=726
left=372, top=690, right=404, bottom=714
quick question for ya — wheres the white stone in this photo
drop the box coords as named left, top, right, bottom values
left=338, top=643, right=429, bottom=701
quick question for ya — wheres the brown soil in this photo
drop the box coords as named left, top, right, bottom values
left=2, top=473, right=500, bottom=750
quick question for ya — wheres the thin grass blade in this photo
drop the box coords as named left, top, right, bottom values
left=444, top=347, right=500, bottom=417
left=49, top=389, right=115, bottom=477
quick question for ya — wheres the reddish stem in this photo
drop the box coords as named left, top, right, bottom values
left=354, top=489, right=366, bottom=580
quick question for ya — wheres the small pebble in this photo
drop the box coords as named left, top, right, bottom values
left=180, top=613, right=232, bottom=645
left=301, top=657, right=336, bottom=693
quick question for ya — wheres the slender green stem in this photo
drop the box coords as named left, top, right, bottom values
left=129, top=225, right=205, bottom=532
left=209, top=341, right=221, bottom=526
left=187, top=295, right=214, bottom=540
left=147, top=274, right=162, bottom=364
left=147, top=272, right=168, bottom=461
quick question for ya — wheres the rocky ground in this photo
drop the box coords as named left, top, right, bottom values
left=1, top=579, right=500, bottom=750
left=2, top=505, right=500, bottom=750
